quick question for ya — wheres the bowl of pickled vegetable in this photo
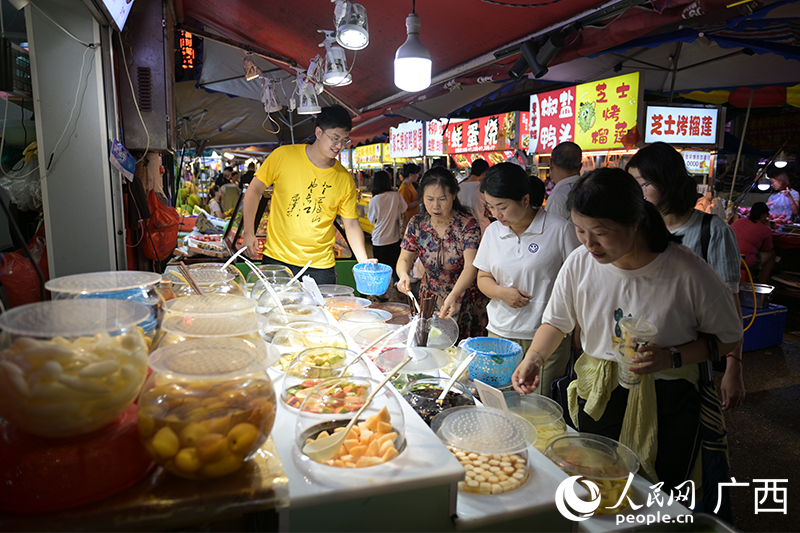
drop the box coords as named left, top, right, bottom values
left=281, top=347, right=369, bottom=409
left=401, top=377, right=475, bottom=426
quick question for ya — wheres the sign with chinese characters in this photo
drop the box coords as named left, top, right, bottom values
left=444, top=112, right=522, bottom=154
left=681, top=150, right=711, bottom=175
left=575, top=72, right=639, bottom=151
left=529, top=73, right=640, bottom=153
left=179, top=31, right=196, bottom=70
left=644, top=105, right=720, bottom=145
left=353, top=143, right=383, bottom=168
left=337, top=148, right=351, bottom=169
left=390, top=121, right=424, bottom=158
left=451, top=151, right=515, bottom=169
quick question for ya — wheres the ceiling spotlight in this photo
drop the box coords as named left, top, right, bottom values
left=319, top=30, right=352, bottom=86
left=508, top=31, right=566, bottom=80
left=243, top=53, right=262, bottom=81
left=333, top=0, right=369, bottom=51
left=394, top=9, right=431, bottom=92
left=261, top=78, right=282, bottom=113
left=295, top=63, right=321, bottom=115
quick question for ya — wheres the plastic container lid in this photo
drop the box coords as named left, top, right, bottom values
left=45, top=271, right=162, bottom=294
left=164, top=294, right=256, bottom=316
left=149, top=337, right=271, bottom=380
left=369, top=302, right=411, bottom=316
left=163, top=269, right=234, bottom=286
left=160, top=314, right=265, bottom=337
left=505, top=392, right=564, bottom=425
left=373, top=347, right=451, bottom=373
left=544, top=433, right=640, bottom=480
left=324, top=296, right=371, bottom=308
left=318, top=284, right=355, bottom=297
left=431, top=406, right=536, bottom=455
left=350, top=323, right=401, bottom=348
left=0, top=300, right=150, bottom=338
left=339, top=308, right=392, bottom=324
left=618, top=316, right=658, bottom=338
left=424, top=316, right=459, bottom=348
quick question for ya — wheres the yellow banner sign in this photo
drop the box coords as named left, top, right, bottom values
left=574, top=72, right=639, bottom=151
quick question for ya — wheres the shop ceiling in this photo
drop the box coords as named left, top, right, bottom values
left=174, top=0, right=797, bottom=146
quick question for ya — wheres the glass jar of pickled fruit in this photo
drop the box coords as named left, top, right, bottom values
left=161, top=269, right=246, bottom=299
left=138, top=338, right=277, bottom=479
left=504, top=392, right=567, bottom=454
left=0, top=300, right=150, bottom=438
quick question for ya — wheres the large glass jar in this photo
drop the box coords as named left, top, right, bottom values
left=45, top=271, right=164, bottom=337
left=337, top=308, right=392, bottom=334
left=151, top=314, right=268, bottom=352
left=261, top=304, right=328, bottom=342
left=402, top=377, right=475, bottom=426
left=0, top=300, right=150, bottom=438
left=138, top=338, right=277, bottom=479
left=187, top=262, right=247, bottom=292
left=161, top=269, right=246, bottom=299
left=256, top=284, right=314, bottom=315
left=282, top=347, right=370, bottom=409
left=163, top=294, right=256, bottom=320
left=504, top=392, right=567, bottom=454
left=270, top=321, right=348, bottom=373
left=247, top=265, right=294, bottom=300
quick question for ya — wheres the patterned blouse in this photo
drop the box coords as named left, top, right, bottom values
left=401, top=210, right=488, bottom=339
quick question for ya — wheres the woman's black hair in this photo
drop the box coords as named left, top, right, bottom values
left=626, top=142, right=697, bottom=216
left=749, top=201, right=770, bottom=221
left=371, top=170, right=393, bottom=196
left=209, top=185, right=220, bottom=197
left=480, top=162, right=545, bottom=208
left=567, top=167, right=680, bottom=253
left=402, top=163, right=420, bottom=177
left=418, top=166, right=470, bottom=215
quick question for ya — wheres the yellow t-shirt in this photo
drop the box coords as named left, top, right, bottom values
left=255, top=145, right=358, bottom=269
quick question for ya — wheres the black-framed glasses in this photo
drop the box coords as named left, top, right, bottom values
left=324, top=131, right=352, bottom=148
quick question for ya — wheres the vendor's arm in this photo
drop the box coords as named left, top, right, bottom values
left=790, top=190, right=800, bottom=215
left=476, top=270, right=531, bottom=308
left=395, top=249, right=416, bottom=295
left=512, top=323, right=570, bottom=394
left=241, top=178, right=267, bottom=259
left=440, top=249, right=478, bottom=318
left=631, top=335, right=742, bottom=375
left=341, top=217, right=371, bottom=264
left=720, top=295, right=745, bottom=410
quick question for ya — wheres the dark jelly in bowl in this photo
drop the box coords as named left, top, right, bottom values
left=402, top=377, right=475, bottom=426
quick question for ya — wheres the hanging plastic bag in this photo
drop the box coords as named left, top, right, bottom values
left=1, top=226, right=48, bottom=308
left=142, top=189, right=180, bottom=261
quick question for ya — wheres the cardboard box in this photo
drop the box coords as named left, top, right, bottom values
left=741, top=303, right=787, bottom=352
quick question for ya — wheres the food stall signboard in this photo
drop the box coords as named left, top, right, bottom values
left=426, top=118, right=466, bottom=156
left=379, top=143, right=392, bottom=164
left=529, top=72, right=640, bottom=153
left=390, top=121, right=424, bottom=158
left=644, top=105, right=720, bottom=146
left=337, top=148, right=351, bottom=169
left=444, top=112, right=521, bottom=154
left=681, top=150, right=711, bottom=175
left=353, top=144, right=383, bottom=168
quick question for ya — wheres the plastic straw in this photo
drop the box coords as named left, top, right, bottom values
left=240, top=255, right=286, bottom=315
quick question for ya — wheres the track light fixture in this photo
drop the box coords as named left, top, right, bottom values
left=333, top=0, right=369, bottom=51
left=508, top=30, right=566, bottom=80
left=319, top=30, right=352, bottom=86
left=243, top=53, right=262, bottom=81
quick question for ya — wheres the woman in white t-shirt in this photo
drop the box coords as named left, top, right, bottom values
left=473, top=163, right=579, bottom=395
left=512, top=168, right=742, bottom=515
left=367, top=170, right=407, bottom=295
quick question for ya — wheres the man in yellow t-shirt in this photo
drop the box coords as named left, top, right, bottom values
left=241, top=105, right=371, bottom=284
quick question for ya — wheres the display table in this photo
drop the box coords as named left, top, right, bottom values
left=0, top=438, right=289, bottom=532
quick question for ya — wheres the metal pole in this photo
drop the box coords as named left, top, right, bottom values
left=668, top=42, right=682, bottom=103
left=289, top=111, right=295, bottom=145
left=727, top=89, right=755, bottom=213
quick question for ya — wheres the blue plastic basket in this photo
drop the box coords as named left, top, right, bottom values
left=352, top=262, right=393, bottom=295
left=463, top=337, right=524, bottom=388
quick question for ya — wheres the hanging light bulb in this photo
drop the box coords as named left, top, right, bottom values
left=334, top=0, right=369, bottom=50
left=394, top=10, right=431, bottom=92
left=243, top=53, right=262, bottom=81
left=774, top=149, right=788, bottom=169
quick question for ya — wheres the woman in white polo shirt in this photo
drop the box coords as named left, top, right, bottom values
left=473, top=162, right=580, bottom=395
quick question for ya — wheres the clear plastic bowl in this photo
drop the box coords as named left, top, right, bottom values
left=401, top=377, right=475, bottom=426
left=261, top=304, right=328, bottom=342
left=0, top=300, right=150, bottom=438
left=282, top=347, right=370, bottom=409
left=187, top=262, right=247, bottom=291
left=139, top=338, right=276, bottom=479
left=369, top=302, right=411, bottom=325
left=248, top=266, right=296, bottom=300
left=256, top=284, right=314, bottom=315
left=45, top=271, right=164, bottom=336
left=545, top=433, right=640, bottom=514
left=324, top=296, right=371, bottom=319
left=504, top=392, right=567, bottom=453
left=350, top=323, right=403, bottom=355
left=295, top=376, right=405, bottom=468
left=270, top=321, right=348, bottom=373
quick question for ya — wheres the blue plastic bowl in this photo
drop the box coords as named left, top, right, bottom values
left=352, top=262, right=393, bottom=295
left=463, top=337, right=524, bottom=388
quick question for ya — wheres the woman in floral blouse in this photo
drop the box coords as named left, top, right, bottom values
left=396, top=166, right=488, bottom=340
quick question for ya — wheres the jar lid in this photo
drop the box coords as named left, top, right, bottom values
left=339, top=308, right=392, bottom=323
left=45, top=271, right=162, bottom=294
left=544, top=433, right=639, bottom=480
left=163, top=269, right=234, bottom=286
left=324, top=296, right=371, bottom=307
left=160, top=314, right=265, bottom=337
left=374, top=347, right=451, bottom=373
left=148, top=337, right=270, bottom=379
left=0, top=300, right=150, bottom=338
left=431, top=406, right=536, bottom=455
left=317, top=284, right=354, bottom=297
left=164, top=294, right=256, bottom=316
